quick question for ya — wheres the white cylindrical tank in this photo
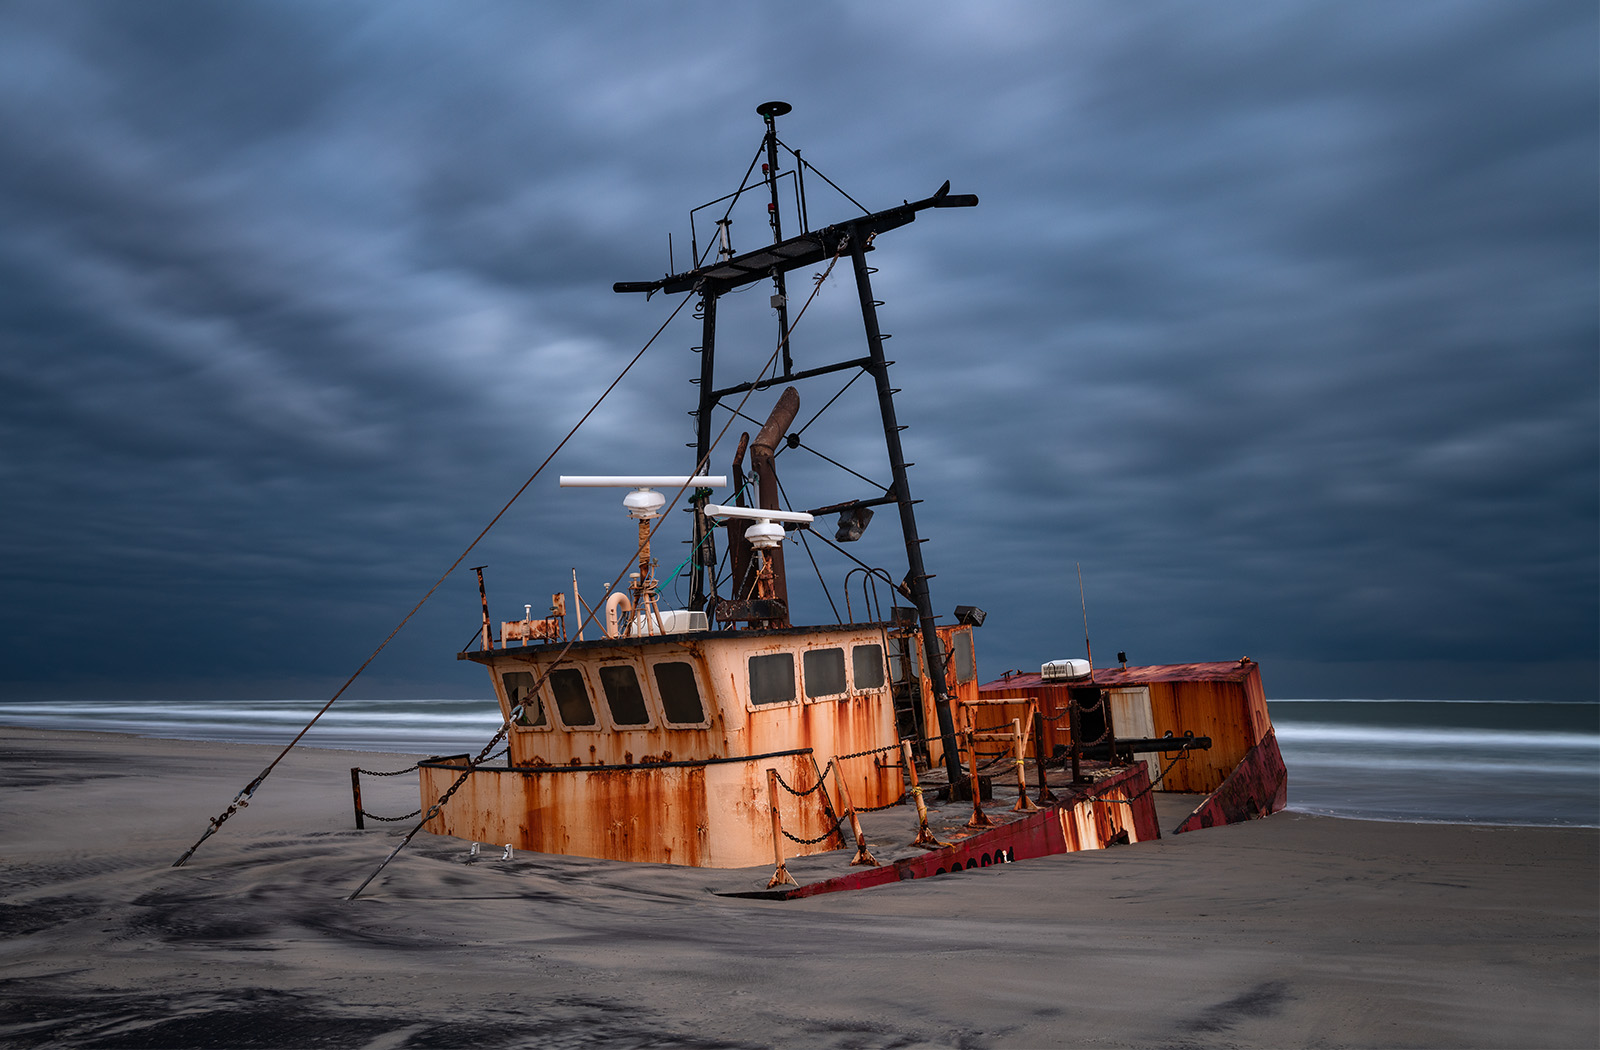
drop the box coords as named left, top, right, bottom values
left=1041, top=658, right=1092, bottom=682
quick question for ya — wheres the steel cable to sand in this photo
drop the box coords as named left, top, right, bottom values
left=172, top=292, right=697, bottom=868
left=347, top=239, right=853, bottom=898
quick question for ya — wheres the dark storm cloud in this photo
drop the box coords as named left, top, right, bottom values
left=0, top=1, right=1592, bottom=701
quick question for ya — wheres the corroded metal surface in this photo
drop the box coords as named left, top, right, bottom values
left=1175, top=729, right=1289, bottom=834
left=756, top=764, right=1160, bottom=900
left=420, top=749, right=842, bottom=868
left=907, top=624, right=980, bottom=769
left=983, top=659, right=1262, bottom=689
left=501, top=618, right=564, bottom=645
left=426, top=625, right=900, bottom=865
left=977, top=662, right=1278, bottom=797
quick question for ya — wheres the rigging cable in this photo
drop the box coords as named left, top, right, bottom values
left=773, top=470, right=841, bottom=624
left=172, top=292, right=697, bottom=869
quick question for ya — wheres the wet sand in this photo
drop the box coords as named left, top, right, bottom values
left=2, top=727, right=1595, bottom=1049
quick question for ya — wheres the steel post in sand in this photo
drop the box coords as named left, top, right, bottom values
left=1011, top=718, right=1039, bottom=812
left=349, top=768, right=365, bottom=830
left=831, top=762, right=878, bottom=867
left=766, top=768, right=797, bottom=888
left=902, top=739, right=946, bottom=848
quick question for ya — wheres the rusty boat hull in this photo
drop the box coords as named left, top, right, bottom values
left=403, top=102, right=1288, bottom=891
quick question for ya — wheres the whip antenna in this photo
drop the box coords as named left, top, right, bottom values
left=1077, top=562, right=1093, bottom=674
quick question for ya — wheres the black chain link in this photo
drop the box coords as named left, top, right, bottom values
left=832, top=740, right=908, bottom=763
left=770, top=744, right=910, bottom=830
left=1098, top=741, right=1200, bottom=807
left=781, top=812, right=846, bottom=845
left=354, top=763, right=419, bottom=777
left=361, top=808, right=424, bottom=822
left=772, top=743, right=906, bottom=798
left=772, top=769, right=829, bottom=798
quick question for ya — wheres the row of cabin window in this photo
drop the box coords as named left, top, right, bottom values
left=748, top=644, right=887, bottom=706
left=502, top=643, right=892, bottom=731
left=501, top=659, right=707, bottom=732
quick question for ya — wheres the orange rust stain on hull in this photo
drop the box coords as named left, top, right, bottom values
left=420, top=751, right=839, bottom=868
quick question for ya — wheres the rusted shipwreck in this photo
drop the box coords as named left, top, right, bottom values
left=414, top=102, right=1287, bottom=891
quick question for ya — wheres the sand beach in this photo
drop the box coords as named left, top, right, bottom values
left=2, top=726, right=1595, bottom=1049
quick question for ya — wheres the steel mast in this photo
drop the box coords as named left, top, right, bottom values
left=618, top=101, right=977, bottom=784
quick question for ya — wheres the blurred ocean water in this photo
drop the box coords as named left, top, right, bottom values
left=1, top=696, right=1594, bottom=827
left=0, top=696, right=506, bottom=756
left=1273, top=700, right=1598, bottom=828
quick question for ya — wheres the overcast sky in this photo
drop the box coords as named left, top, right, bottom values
left=1, top=1, right=1594, bottom=706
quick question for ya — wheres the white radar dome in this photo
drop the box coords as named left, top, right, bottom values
left=744, top=521, right=785, bottom=549
left=623, top=487, right=667, bottom=519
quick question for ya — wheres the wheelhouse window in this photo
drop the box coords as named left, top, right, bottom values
left=888, top=639, right=922, bottom=683
left=851, top=644, right=886, bottom=690
left=749, top=653, right=796, bottom=706
left=548, top=667, right=596, bottom=727
left=653, top=661, right=705, bottom=725
left=598, top=664, right=651, bottom=726
left=501, top=671, right=548, bottom=727
left=952, top=631, right=976, bottom=684
left=803, top=647, right=847, bottom=699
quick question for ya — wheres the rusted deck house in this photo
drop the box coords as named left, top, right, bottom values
left=411, top=102, right=1280, bottom=880
left=978, top=659, right=1288, bottom=831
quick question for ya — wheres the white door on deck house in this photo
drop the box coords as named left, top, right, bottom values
left=1107, top=686, right=1156, bottom=786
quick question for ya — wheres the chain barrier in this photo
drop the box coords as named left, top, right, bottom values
left=771, top=769, right=830, bottom=798
left=832, top=740, right=908, bottom=763
left=781, top=812, right=846, bottom=846
left=347, top=755, right=482, bottom=900
left=770, top=745, right=911, bottom=840
left=353, top=763, right=419, bottom=778
left=1099, top=741, right=1200, bottom=808
left=361, top=808, right=424, bottom=823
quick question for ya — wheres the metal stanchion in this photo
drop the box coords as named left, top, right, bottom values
left=902, top=740, right=947, bottom=848
left=965, top=708, right=992, bottom=829
left=1011, top=717, right=1039, bottom=812
left=766, top=768, right=797, bottom=888
left=830, top=763, right=878, bottom=867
